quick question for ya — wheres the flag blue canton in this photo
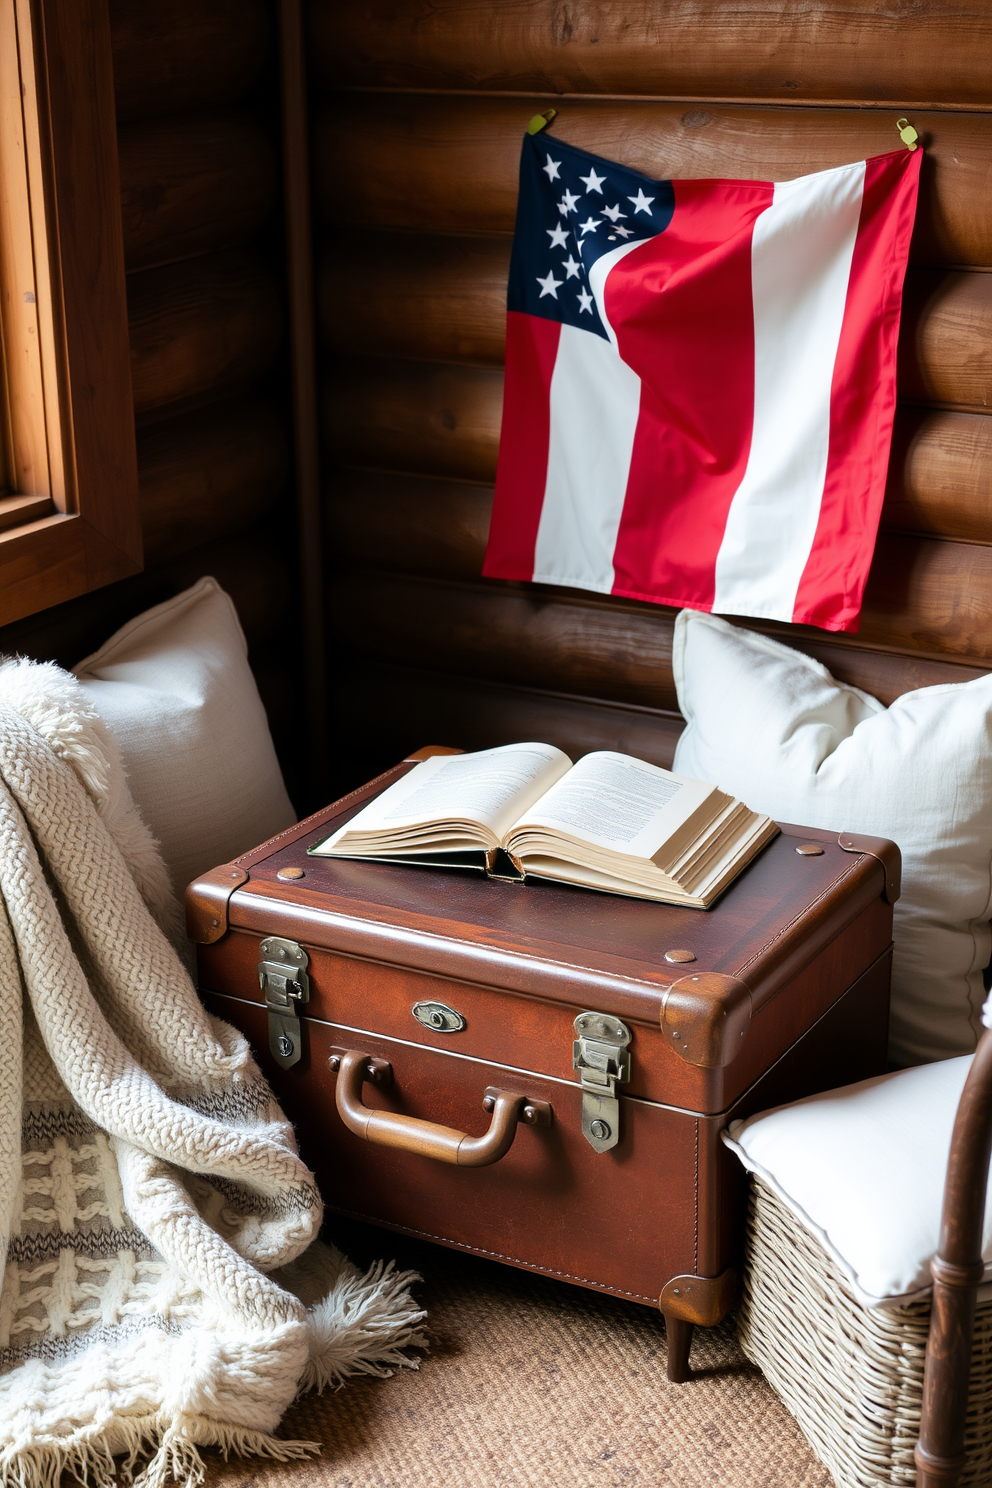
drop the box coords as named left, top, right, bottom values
left=507, top=132, right=675, bottom=341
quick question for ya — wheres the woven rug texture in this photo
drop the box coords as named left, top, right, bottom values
left=204, top=1221, right=834, bottom=1488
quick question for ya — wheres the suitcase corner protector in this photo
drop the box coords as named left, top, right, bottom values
left=185, top=863, right=249, bottom=943
left=661, top=973, right=752, bottom=1068
left=659, top=1267, right=737, bottom=1326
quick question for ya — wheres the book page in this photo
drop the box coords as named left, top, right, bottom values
left=313, top=743, right=572, bottom=852
left=509, top=751, right=717, bottom=859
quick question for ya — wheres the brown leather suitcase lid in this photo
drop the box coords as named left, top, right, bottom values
left=187, top=759, right=897, bottom=1041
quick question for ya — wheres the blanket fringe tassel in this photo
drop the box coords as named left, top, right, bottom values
left=0, top=1262, right=428, bottom=1486
left=0, top=1416, right=319, bottom=1488
left=300, top=1259, right=429, bottom=1393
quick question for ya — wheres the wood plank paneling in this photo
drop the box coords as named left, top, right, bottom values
left=334, top=560, right=992, bottom=710
left=138, top=397, right=288, bottom=564
left=329, top=472, right=492, bottom=578
left=317, top=97, right=992, bottom=268
left=324, top=358, right=992, bottom=545
left=332, top=571, right=679, bottom=708
left=332, top=562, right=992, bottom=713
left=328, top=456, right=992, bottom=602
left=324, top=359, right=501, bottom=482
left=128, top=250, right=283, bottom=419
left=886, top=410, right=992, bottom=542
left=854, top=532, right=992, bottom=660
left=119, top=112, right=277, bottom=272
left=110, top=0, right=270, bottom=123
left=898, top=269, right=992, bottom=408
left=317, top=1, right=992, bottom=798
left=318, top=0, right=992, bottom=108
left=337, top=662, right=687, bottom=776
left=322, top=237, right=992, bottom=412
left=320, top=235, right=509, bottom=367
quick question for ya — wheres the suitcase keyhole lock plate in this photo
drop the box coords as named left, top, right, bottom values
left=412, top=1000, right=466, bottom=1033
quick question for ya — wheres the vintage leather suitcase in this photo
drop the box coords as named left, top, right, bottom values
left=186, top=747, right=899, bottom=1381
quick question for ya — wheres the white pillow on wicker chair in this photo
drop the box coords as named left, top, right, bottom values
left=74, top=576, right=295, bottom=898
left=725, top=1056, right=987, bottom=1306
left=672, top=608, right=992, bottom=1066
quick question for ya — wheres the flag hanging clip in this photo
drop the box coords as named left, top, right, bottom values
left=527, top=109, right=558, bottom=136
left=896, top=118, right=919, bottom=150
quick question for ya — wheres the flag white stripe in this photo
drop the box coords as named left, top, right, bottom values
left=533, top=322, right=642, bottom=593
left=712, top=160, right=866, bottom=621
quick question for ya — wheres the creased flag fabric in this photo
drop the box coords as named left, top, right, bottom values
left=482, top=133, right=921, bottom=633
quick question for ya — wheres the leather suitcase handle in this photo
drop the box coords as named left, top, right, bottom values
left=332, top=1049, right=551, bottom=1167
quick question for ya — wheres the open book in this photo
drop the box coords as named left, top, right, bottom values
left=310, top=743, right=778, bottom=908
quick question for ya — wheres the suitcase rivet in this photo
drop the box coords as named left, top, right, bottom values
left=277, top=1034, right=294, bottom=1058
left=664, top=948, right=696, bottom=964
left=590, top=1119, right=611, bottom=1142
left=483, top=1094, right=495, bottom=1113
left=672, top=1287, right=681, bottom=1296
left=796, top=843, right=824, bottom=856
left=523, top=1105, right=538, bottom=1123
left=328, top=1054, right=341, bottom=1072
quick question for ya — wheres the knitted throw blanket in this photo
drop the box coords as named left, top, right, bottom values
left=0, top=661, right=426, bottom=1487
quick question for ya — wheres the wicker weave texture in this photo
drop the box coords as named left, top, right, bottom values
left=738, top=1178, right=992, bottom=1487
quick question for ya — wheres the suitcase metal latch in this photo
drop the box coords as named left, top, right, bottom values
left=258, top=936, right=310, bottom=1070
left=572, top=1012, right=632, bottom=1154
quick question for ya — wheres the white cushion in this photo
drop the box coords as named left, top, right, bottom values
left=672, top=609, right=992, bottom=1066
left=74, top=576, right=296, bottom=896
left=724, top=1057, right=984, bottom=1306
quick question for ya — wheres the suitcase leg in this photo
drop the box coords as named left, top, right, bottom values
left=664, top=1314, right=694, bottom=1383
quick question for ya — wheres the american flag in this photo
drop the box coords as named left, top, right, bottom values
left=482, top=132, right=920, bottom=633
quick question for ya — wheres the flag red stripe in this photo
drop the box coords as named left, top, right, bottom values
left=482, top=312, right=560, bottom=582
left=606, top=178, right=773, bottom=609
left=790, top=149, right=922, bottom=632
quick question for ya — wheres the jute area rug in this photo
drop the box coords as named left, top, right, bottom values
left=203, top=1220, right=833, bottom=1488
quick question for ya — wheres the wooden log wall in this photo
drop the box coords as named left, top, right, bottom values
left=315, top=0, right=992, bottom=791
left=0, top=0, right=306, bottom=805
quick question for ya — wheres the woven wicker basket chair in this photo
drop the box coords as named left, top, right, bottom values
left=724, top=1030, right=992, bottom=1488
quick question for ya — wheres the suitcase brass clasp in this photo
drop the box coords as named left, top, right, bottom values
left=572, top=1012, right=632, bottom=1154
left=258, top=936, right=310, bottom=1070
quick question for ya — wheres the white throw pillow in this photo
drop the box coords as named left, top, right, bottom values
left=672, top=609, right=992, bottom=1066
left=724, top=1056, right=983, bottom=1306
left=74, top=576, right=296, bottom=896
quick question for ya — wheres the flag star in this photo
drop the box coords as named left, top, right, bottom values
left=579, top=167, right=606, bottom=194
left=628, top=188, right=655, bottom=214
left=542, top=155, right=561, bottom=181
left=546, top=222, right=569, bottom=248
left=557, top=189, right=580, bottom=215
left=614, top=224, right=634, bottom=238
left=561, top=254, right=581, bottom=278
left=536, top=270, right=563, bottom=299
left=577, top=287, right=594, bottom=313
left=601, top=203, right=627, bottom=222
left=578, top=216, right=601, bottom=235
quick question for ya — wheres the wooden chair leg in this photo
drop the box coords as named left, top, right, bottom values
left=664, top=1314, right=694, bottom=1383
left=915, top=1030, right=992, bottom=1487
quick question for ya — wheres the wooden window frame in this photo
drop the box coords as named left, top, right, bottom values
left=0, top=0, right=140, bottom=627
